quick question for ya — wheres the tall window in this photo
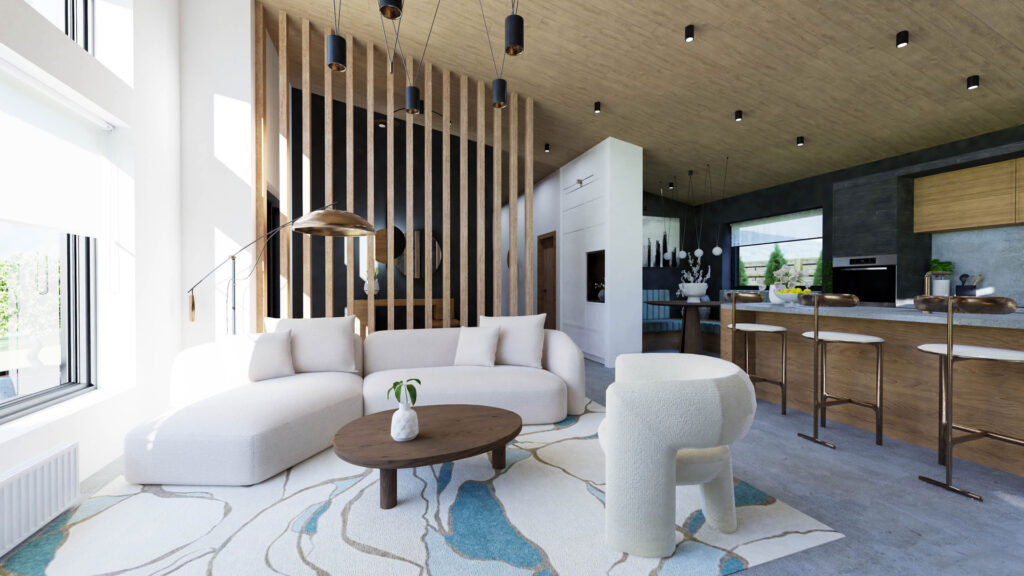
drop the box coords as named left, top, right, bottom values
left=25, top=0, right=94, bottom=52
left=0, top=221, right=96, bottom=423
left=731, top=209, right=823, bottom=288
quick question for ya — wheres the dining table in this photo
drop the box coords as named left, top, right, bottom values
left=644, top=300, right=722, bottom=354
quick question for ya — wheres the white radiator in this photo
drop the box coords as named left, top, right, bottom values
left=0, top=443, right=79, bottom=557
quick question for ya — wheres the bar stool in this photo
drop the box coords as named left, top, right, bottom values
left=796, top=293, right=884, bottom=449
left=726, top=291, right=787, bottom=414
left=914, top=295, right=1023, bottom=501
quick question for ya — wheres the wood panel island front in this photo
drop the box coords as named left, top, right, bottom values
left=722, top=302, right=1024, bottom=477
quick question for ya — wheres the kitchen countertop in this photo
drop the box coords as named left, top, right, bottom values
left=735, top=302, right=1024, bottom=330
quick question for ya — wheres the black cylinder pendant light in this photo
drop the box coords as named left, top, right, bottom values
left=327, top=34, right=346, bottom=72
left=405, top=86, right=421, bottom=114
left=379, top=0, right=402, bottom=20
left=505, top=14, right=524, bottom=55
left=492, top=78, right=508, bottom=109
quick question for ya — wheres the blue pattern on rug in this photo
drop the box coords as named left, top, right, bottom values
left=291, top=502, right=330, bottom=535
left=734, top=481, right=774, bottom=506
left=720, top=556, right=746, bottom=575
left=505, top=448, right=531, bottom=468
left=445, top=482, right=542, bottom=568
left=587, top=484, right=606, bottom=504
left=554, top=415, right=579, bottom=428
left=686, top=511, right=706, bottom=534
left=438, top=462, right=454, bottom=493
left=425, top=528, right=532, bottom=576
left=661, top=541, right=730, bottom=575
left=67, top=495, right=129, bottom=524
left=1, top=511, right=71, bottom=576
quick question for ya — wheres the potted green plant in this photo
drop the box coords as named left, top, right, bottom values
left=388, top=378, right=421, bottom=442
left=930, top=259, right=953, bottom=296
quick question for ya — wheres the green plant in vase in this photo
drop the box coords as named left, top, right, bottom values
left=388, top=378, right=421, bottom=442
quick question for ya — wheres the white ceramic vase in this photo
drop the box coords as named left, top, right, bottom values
left=391, top=398, right=419, bottom=442
left=364, top=278, right=380, bottom=296
left=932, top=277, right=951, bottom=297
left=680, top=282, right=708, bottom=303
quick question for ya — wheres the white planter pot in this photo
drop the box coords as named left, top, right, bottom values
left=364, top=279, right=380, bottom=296
left=679, top=282, right=708, bottom=303
left=391, top=401, right=419, bottom=442
left=932, top=278, right=951, bottom=297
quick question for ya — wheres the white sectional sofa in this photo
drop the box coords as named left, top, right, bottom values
left=125, top=321, right=584, bottom=486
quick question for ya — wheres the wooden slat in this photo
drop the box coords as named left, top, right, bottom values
left=424, top=63, right=433, bottom=328
left=442, top=68, right=451, bottom=328
left=524, top=97, right=534, bottom=314
left=366, top=40, right=375, bottom=333
left=254, top=3, right=267, bottom=332
left=492, top=105, right=502, bottom=316
left=405, top=56, right=415, bottom=328
left=475, top=80, right=485, bottom=326
left=386, top=60, right=395, bottom=329
left=459, top=74, right=469, bottom=327
left=278, top=10, right=291, bottom=319
left=324, top=29, right=334, bottom=317
left=301, top=18, right=312, bottom=318
left=508, top=93, right=518, bottom=316
left=345, top=33, right=354, bottom=319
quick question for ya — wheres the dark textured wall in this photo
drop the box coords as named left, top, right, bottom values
left=289, top=89, right=497, bottom=327
left=641, top=192, right=696, bottom=294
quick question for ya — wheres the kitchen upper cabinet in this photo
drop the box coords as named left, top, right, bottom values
left=913, top=159, right=1018, bottom=233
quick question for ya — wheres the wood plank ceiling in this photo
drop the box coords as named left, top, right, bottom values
left=262, top=0, right=1024, bottom=204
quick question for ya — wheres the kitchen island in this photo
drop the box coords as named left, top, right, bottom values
left=722, top=302, right=1024, bottom=476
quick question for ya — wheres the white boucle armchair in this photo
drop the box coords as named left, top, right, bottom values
left=600, top=353, right=756, bottom=558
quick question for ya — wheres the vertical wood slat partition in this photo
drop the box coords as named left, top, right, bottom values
left=405, top=56, right=415, bottom=329
left=476, top=80, right=485, bottom=325
left=278, top=10, right=290, bottom=319
left=386, top=62, right=395, bottom=330
left=459, top=75, right=469, bottom=327
left=524, top=97, right=535, bottom=314
left=365, top=41, right=375, bottom=333
left=424, top=63, right=433, bottom=327
left=323, top=30, right=334, bottom=317
left=492, top=106, right=502, bottom=316
left=345, top=34, right=354, bottom=318
left=508, top=93, right=518, bottom=316
left=442, top=69, right=451, bottom=328
left=254, top=21, right=539, bottom=332
left=253, top=4, right=267, bottom=332
left=301, top=19, right=312, bottom=318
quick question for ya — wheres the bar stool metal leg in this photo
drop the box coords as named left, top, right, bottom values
left=798, top=340, right=836, bottom=449
left=780, top=332, right=787, bottom=415
left=875, top=342, right=884, bottom=446
left=937, top=355, right=946, bottom=466
left=820, top=342, right=828, bottom=428
left=919, top=357, right=983, bottom=501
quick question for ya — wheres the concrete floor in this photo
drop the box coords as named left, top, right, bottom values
left=585, top=359, right=1024, bottom=575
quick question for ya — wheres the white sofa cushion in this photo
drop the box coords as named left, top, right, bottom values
left=479, top=314, right=547, bottom=368
left=453, top=326, right=500, bottom=367
left=125, top=372, right=364, bottom=486
left=272, top=316, right=358, bottom=374
left=248, top=330, right=295, bottom=381
left=363, top=328, right=461, bottom=374
left=363, top=365, right=568, bottom=425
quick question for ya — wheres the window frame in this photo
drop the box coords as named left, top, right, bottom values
left=0, top=233, right=97, bottom=425
left=730, top=209, right=824, bottom=290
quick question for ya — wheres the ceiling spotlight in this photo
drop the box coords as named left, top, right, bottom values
left=796, top=136, right=805, bottom=147
left=377, top=118, right=386, bottom=129
left=896, top=30, right=909, bottom=48
left=967, top=75, right=980, bottom=90
left=685, top=24, right=695, bottom=43
left=544, top=143, right=550, bottom=153
left=734, top=110, right=743, bottom=122
left=378, top=0, right=402, bottom=20
left=594, top=101, right=601, bottom=114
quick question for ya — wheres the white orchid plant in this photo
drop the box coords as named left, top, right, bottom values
left=680, top=253, right=711, bottom=284
left=773, top=264, right=802, bottom=290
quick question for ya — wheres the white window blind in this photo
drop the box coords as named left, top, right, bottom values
left=731, top=209, right=823, bottom=247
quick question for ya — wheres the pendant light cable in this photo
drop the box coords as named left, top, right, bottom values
left=716, top=156, right=729, bottom=245
left=479, top=0, right=507, bottom=79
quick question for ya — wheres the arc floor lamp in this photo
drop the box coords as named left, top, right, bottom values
left=186, top=202, right=374, bottom=333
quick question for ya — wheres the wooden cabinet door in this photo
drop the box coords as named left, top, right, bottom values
left=1017, top=158, right=1024, bottom=224
left=913, top=159, right=1017, bottom=233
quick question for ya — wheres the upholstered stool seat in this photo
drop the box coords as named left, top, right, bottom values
left=917, top=343, right=1024, bottom=362
left=801, top=330, right=884, bottom=344
left=728, top=323, right=786, bottom=333
left=600, top=353, right=756, bottom=558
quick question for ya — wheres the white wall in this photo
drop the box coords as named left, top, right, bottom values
left=501, top=170, right=560, bottom=317
left=179, top=0, right=254, bottom=347
left=0, top=0, right=181, bottom=479
left=502, top=137, right=642, bottom=367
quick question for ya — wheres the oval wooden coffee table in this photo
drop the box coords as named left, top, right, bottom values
left=333, top=404, right=523, bottom=509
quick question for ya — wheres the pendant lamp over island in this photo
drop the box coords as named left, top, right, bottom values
left=479, top=0, right=524, bottom=110
left=326, top=0, right=346, bottom=72
left=505, top=0, right=524, bottom=55
left=379, top=0, right=402, bottom=20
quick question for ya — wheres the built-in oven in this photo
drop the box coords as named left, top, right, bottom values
left=832, top=254, right=897, bottom=306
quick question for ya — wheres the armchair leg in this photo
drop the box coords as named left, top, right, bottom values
left=700, top=458, right=737, bottom=534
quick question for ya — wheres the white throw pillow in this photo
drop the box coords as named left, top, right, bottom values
left=248, top=330, right=295, bottom=381
left=453, top=326, right=501, bottom=367
left=273, top=316, right=358, bottom=373
left=478, top=314, right=547, bottom=368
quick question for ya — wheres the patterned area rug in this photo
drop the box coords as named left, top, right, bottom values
left=1, top=401, right=841, bottom=575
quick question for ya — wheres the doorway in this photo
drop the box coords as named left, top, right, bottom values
left=537, top=232, right=557, bottom=330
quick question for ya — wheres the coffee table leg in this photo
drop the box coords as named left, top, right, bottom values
left=380, top=469, right=397, bottom=509
left=491, top=445, right=506, bottom=469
